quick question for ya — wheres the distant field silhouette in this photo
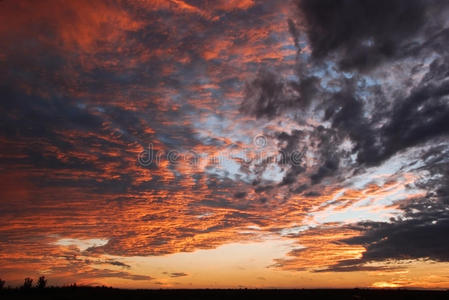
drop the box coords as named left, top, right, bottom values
left=1, top=286, right=449, bottom=300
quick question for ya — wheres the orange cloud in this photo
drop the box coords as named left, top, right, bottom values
left=273, top=226, right=366, bottom=271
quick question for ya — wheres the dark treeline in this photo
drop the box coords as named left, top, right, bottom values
left=0, top=276, right=48, bottom=290
left=0, top=282, right=449, bottom=300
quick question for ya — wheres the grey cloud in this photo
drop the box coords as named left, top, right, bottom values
left=169, top=272, right=188, bottom=278
left=295, top=0, right=449, bottom=71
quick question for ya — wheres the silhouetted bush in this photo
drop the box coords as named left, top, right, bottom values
left=0, top=278, right=5, bottom=290
left=37, top=276, right=47, bottom=289
left=22, top=277, right=33, bottom=289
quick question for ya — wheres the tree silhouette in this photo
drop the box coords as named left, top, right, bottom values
left=0, top=278, right=5, bottom=290
left=22, top=277, right=33, bottom=289
left=36, top=276, right=47, bottom=289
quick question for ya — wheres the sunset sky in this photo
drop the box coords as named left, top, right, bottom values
left=1, top=0, right=449, bottom=289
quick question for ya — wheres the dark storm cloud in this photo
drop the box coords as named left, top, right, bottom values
left=308, top=125, right=345, bottom=184
left=240, top=68, right=322, bottom=119
left=319, top=149, right=449, bottom=271
left=276, top=130, right=307, bottom=186
left=244, top=55, right=449, bottom=173
left=349, top=212, right=449, bottom=262
left=240, top=69, right=289, bottom=119
left=239, top=0, right=449, bottom=270
left=295, top=0, right=449, bottom=71
left=331, top=210, right=449, bottom=271
left=242, top=0, right=449, bottom=173
left=354, top=56, right=449, bottom=166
